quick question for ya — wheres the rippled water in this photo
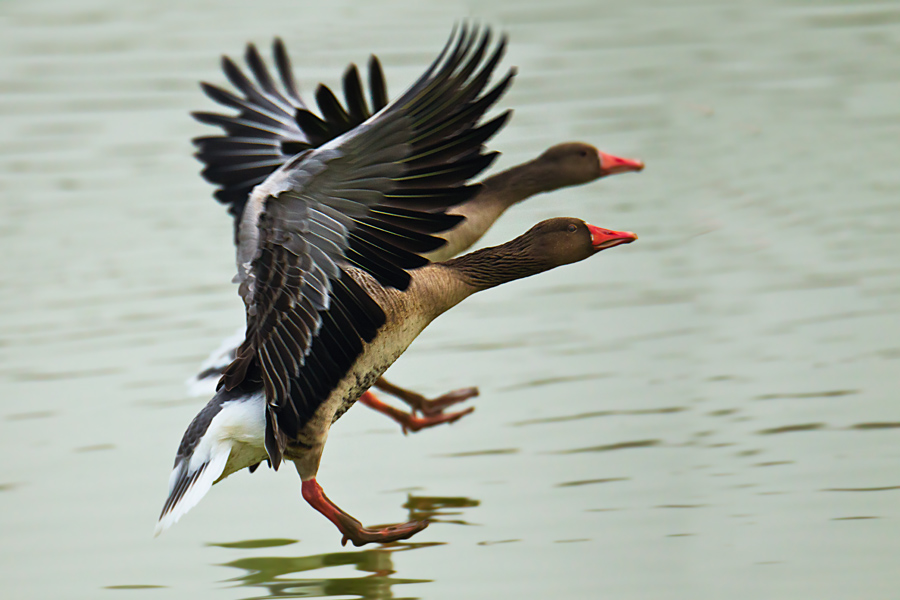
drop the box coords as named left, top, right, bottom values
left=2, top=0, right=899, bottom=598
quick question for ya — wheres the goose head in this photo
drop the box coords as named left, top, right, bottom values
left=535, top=142, right=644, bottom=190
left=520, top=217, right=638, bottom=270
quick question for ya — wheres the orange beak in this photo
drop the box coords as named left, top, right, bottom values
left=598, top=151, right=645, bottom=176
left=587, top=224, right=638, bottom=251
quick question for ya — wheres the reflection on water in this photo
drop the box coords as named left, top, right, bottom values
left=211, top=539, right=299, bottom=550
left=220, top=543, right=435, bottom=600
left=402, top=494, right=480, bottom=526
left=217, top=495, right=480, bottom=599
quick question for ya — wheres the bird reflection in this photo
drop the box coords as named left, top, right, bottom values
left=221, top=544, right=431, bottom=599
left=402, top=493, right=480, bottom=526
left=217, top=493, right=479, bottom=599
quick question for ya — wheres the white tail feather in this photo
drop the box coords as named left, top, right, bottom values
left=154, top=444, right=231, bottom=536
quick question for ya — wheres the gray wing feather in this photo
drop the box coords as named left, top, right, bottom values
left=239, top=115, right=418, bottom=403
left=220, top=25, right=515, bottom=465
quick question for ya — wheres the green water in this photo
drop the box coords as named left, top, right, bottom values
left=2, top=0, right=899, bottom=598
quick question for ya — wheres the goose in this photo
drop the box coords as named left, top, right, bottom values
left=186, top=35, right=644, bottom=429
left=157, top=27, right=638, bottom=546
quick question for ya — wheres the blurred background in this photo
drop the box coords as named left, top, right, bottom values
left=1, top=0, right=899, bottom=598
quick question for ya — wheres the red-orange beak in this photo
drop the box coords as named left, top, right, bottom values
left=587, top=224, right=638, bottom=251
left=599, top=151, right=645, bottom=176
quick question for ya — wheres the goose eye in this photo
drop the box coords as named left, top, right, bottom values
left=578, top=150, right=588, bottom=157
left=566, top=224, right=578, bottom=233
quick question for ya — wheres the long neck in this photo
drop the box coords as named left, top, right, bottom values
left=424, top=157, right=565, bottom=263
left=478, top=157, right=558, bottom=210
left=441, top=235, right=551, bottom=292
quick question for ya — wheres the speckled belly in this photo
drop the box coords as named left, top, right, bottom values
left=282, top=266, right=446, bottom=468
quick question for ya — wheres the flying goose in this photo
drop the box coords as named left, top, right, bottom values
left=158, top=27, right=638, bottom=546
left=185, top=34, right=644, bottom=430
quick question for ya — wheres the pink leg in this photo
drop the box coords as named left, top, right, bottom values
left=359, top=390, right=474, bottom=434
left=301, top=478, right=428, bottom=547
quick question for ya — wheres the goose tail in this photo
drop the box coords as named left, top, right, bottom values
left=154, top=444, right=231, bottom=536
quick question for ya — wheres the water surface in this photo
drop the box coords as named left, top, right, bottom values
left=1, top=0, right=899, bottom=598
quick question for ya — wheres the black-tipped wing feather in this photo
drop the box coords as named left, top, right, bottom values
left=193, top=39, right=391, bottom=239
left=221, top=26, right=513, bottom=467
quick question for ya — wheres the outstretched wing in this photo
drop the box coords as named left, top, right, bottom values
left=193, top=39, right=391, bottom=239
left=220, top=25, right=515, bottom=467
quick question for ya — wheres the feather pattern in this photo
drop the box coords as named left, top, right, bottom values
left=220, top=25, right=514, bottom=467
left=155, top=390, right=267, bottom=535
left=193, top=39, right=391, bottom=239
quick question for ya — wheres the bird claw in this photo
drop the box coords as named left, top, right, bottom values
left=401, top=406, right=476, bottom=433
left=303, top=478, right=430, bottom=547
left=415, top=387, right=479, bottom=416
left=359, top=389, right=477, bottom=433
left=340, top=519, right=430, bottom=547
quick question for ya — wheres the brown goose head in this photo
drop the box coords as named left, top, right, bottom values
left=445, top=217, right=637, bottom=291
left=521, top=217, right=638, bottom=270
left=534, top=142, right=644, bottom=190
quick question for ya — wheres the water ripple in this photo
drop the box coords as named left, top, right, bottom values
left=439, top=448, right=519, bottom=458
left=514, top=407, right=686, bottom=427
left=757, top=423, right=826, bottom=435
left=755, top=390, right=858, bottom=401
left=824, top=486, right=900, bottom=493
left=557, top=439, right=661, bottom=454
left=850, top=422, right=900, bottom=430
left=556, top=478, right=629, bottom=488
